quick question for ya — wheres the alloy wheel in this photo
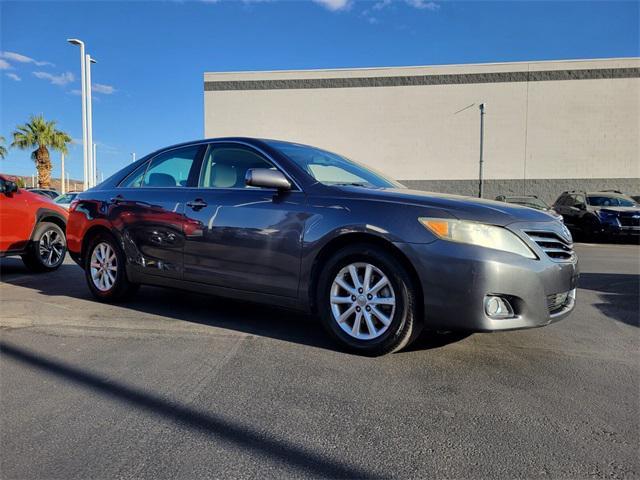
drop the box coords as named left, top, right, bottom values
left=90, top=242, right=118, bottom=292
left=330, top=262, right=396, bottom=340
left=38, top=229, right=65, bottom=267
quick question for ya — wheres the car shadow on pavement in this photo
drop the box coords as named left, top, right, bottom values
left=578, top=273, right=639, bottom=327
left=0, top=340, right=383, bottom=479
left=0, top=257, right=468, bottom=354
left=120, top=285, right=470, bottom=354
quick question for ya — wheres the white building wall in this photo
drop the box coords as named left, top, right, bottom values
left=204, top=58, right=640, bottom=201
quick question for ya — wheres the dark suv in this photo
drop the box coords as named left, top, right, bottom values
left=553, top=190, right=640, bottom=240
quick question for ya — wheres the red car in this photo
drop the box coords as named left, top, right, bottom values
left=0, top=174, right=68, bottom=271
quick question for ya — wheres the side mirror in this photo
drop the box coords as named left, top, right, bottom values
left=245, top=168, right=291, bottom=190
left=2, top=181, right=18, bottom=195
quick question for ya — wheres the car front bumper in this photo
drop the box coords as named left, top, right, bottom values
left=394, top=237, right=579, bottom=331
left=603, top=223, right=640, bottom=236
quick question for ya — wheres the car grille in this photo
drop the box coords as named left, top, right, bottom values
left=619, top=215, right=640, bottom=227
left=547, top=290, right=572, bottom=314
left=524, top=230, right=575, bottom=262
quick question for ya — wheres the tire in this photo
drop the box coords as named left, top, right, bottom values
left=582, top=216, right=603, bottom=243
left=317, top=244, right=422, bottom=356
left=84, top=231, right=139, bottom=302
left=21, top=222, right=67, bottom=272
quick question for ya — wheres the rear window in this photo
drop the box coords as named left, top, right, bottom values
left=119, top=146, right=201, bottom=188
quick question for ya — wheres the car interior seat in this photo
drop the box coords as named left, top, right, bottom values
left=146, top=172, right=176, bottom=187
left=211, top=163, right=238, bottom=188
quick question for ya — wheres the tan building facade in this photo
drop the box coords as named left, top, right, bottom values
left=204, top=58, right=640, bottom=202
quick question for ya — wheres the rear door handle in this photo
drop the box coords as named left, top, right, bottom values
left=186, top=199, right=207, bottom=210
left=109, top=195, right=124, bottom=204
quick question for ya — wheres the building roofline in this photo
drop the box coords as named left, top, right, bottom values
left=204, top=57, right=640, bottom=76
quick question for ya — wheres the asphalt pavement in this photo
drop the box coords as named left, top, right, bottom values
left=1, top=243, right=638, bottom=479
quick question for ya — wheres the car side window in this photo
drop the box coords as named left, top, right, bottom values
left=198, top=145, right=275, bottom=189
left=120, top=163, right=148, bottom=188
left=574, top=195, right=585, bottom=207
left=142, top=146, right=200, bottom=188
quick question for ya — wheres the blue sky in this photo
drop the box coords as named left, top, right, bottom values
left=1, top=0, right=638, bottom=181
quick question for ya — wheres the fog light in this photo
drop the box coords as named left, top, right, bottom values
left=484, top=295, right=515, bottom=318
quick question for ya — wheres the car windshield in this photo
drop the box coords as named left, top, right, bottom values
left=504, top=197, right=548, bottom=210
left=268, top=141, right=403, bottom=188
left=54, top=193, right=77, bottom=204
left=587, top=195, right=637, bottom=207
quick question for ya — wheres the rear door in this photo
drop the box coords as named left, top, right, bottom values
left=110, top=145, right=204, bottom=280
left=182, top=142, right=308, bottom=298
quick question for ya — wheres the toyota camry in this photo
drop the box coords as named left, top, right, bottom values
left=67, top=138, right=578, bottom=355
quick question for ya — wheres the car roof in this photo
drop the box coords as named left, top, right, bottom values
left=147, top=137, right=317, bottom=155
left=562, top=191, right=629, bottom=196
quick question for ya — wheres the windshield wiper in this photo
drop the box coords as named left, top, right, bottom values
left=333, top=182, right=369, bottom=187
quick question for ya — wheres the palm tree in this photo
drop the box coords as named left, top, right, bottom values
left=11, top=115, right=71, bottom=188
left=0, top=135, right=7, bottom=159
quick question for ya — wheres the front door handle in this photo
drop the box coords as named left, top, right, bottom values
left=186, top=198, right=207, bottom=210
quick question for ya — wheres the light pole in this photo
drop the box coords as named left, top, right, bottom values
left=93, top=143, right=97, bottom=185
left=478, top=103, right=486, bottom=198
left=61, top=153, right=65, bottom=194
left=67, top=38, right=88, bottom=190
left=86, top=54, right=97, bottom=188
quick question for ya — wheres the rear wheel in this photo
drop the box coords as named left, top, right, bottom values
left=84, top=232, right=139, bottom=302
left=317, top=244, right=422, bottom=356
left=21, top=222, right=66, bottom=272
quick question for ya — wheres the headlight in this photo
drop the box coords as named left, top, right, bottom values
left=419, top=217, right=537, bottom=259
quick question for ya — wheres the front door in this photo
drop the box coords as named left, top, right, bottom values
left=109, top=145, right=203, bottom=280
left=0, top=180, right=30, bottom=253
left=556, top=194, right=578, bottom=229
left=182, top=143, right=308, bottom=298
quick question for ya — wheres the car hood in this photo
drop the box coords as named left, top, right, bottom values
left=335, top=186, right=556, bottom=226
left=597, top=207, right=640, bottom=214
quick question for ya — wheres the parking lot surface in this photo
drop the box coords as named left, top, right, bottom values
left=1, top=243, right=638, bottom=479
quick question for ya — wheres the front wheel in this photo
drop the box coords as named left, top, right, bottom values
left=84, top=232, right=139, bottom=302
left=317, top=244, right=422, bottom=356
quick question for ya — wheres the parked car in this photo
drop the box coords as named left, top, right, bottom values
left=0, top=174, right=68, bottom=271
left=495, top=195, right=564, bottom=222
left=553, top=190, right=640, bottom=240
left=26, top=187, right=60, bottom=199
left=53, top=192, right=80, bottom=210
left=67, top=138, right=578, bottom=355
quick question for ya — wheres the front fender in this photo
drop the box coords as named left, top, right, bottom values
left=297, top=195, right=443, bottom=307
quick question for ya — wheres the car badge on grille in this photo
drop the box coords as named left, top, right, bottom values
left=560, top=224, right=572, bottom=241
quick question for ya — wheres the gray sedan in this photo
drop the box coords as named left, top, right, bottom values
left=67, top=138, right=578, bottom=355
